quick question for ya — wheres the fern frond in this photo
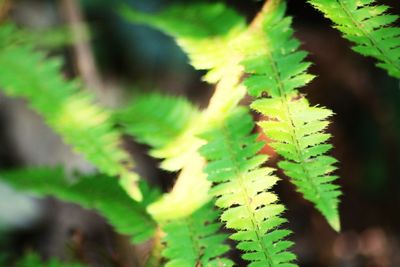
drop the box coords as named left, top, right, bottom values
left=242, top=3, right=341, bottom=231
left=162, top=201, right=233, bottom=267
left=0, top=26, right=142, bottom=201
left=0, top=167, right=157, bottom=243
left=121, top=3, right=264, bottom=226
left=121, top=2, right=248, bottom=172
left=308, top=0, right=400, bottom=78
left=121, top=2, right=242, bottom=39
left=114, top=92, right=199, bottom=149
left=120, top=2, right=249, bottom=222
left=121, top=2, right=246, bottom=84
left=113, top=93, right=215, bottom=222
left=200, top=108, right=297, bottom=267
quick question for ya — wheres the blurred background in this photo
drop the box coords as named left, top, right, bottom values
left=0, top=0, right=399, bottom=266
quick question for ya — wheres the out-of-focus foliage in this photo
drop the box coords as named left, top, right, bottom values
left=0, top=167, right=158, bottom=243
left=122, top=2, right=249, bottom=225
left=5, top=252, right=86, bottom=267
left=121, top=2, right=246, bottom=84
left=114, top=92, right=200, bottom=149
left=0, top=24, right=142, bottom=201
left=121, top=2, right=243, bottom=38
left=0, top=23, right=81, bottom=48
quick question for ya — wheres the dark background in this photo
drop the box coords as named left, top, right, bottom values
left=0, top=0, right=399, bottom=266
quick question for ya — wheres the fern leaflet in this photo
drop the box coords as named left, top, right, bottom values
left=0, top=26, right=142, bottom=201
left=242, top=2, right=341, bottom=231
left=200, top=108, right=297, bottom=267
left=308, top=0, right=400, bottom=78
left=0, top=167, right=157, bottom=243
left=162, top=201, right=232, bottom=267
left=114, top=92, right=200, bottom=151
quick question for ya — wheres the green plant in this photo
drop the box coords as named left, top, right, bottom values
left=308, top=0, right=400, bottom=78
left=0, top=0, right=399, bottom=266
left=14, top=252, right=85, bottom=267
left=0, top=251, right=85, bottom=267
left=0, top=167, right=157, bottom=243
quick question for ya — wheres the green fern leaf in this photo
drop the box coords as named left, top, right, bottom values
left=200, top=108, right=297, bottom=267
left=0, top=26, right=142, bottom=201
left=119, top=3, right=249, bottom=222
left=162, top=201, right=233, bottom=267
left=121, top=2, right=246, bottom=84
left=120, top=2, right=243, bottom=39
left=0, top=167, right=157, bottom=243
left=308, top=0, right=400, bottom=78
left=114, top=92, right=200, bottom=149
left=242, top=3, right=341, bottom=231
left=121, top=2, right=248, bottom=172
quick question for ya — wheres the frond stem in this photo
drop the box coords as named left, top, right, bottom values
left=184, top=215, right=204, bottom=264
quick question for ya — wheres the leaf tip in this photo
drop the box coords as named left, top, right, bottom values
left=329, top=215, right=341, bottom=232
left=119, top=174, right=143, bottom=202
